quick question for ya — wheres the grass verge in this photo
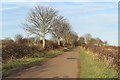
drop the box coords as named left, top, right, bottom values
left=3, top=48, right=65, bottom=77
left=3, top=57, right=46, bottom=77
left=80, top=48, right=117, bottom=78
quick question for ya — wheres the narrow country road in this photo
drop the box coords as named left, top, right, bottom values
left=7, top=48, right=80, bottom=78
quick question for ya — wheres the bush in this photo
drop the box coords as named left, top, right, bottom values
left=2, top=43, right=43, bottom=62
left=83, top=45, right=119, bottom=72
left=2, top=39, right=14, bottom=47
left=44, top=40, right=59, bottom=50
left=2, top=39, right=62, bottom=62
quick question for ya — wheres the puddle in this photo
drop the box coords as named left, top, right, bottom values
left=67, top=57, right=78, bottom=60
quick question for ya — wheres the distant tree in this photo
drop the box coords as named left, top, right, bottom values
left=67, top=31, right=78, bottom=46
left=15, top=34, right=23, bottom=44
left=95, top=38, right=103, bottom=46
left=87, top=38, right=97, bottom=45
left=84, top=33, right=92, bottom=44
left=103, top=41, right=108, bottom=46
left=23, top=6, right=58, bottom=48
left=61, top=21, right=71, bottom=46
left=78, top=37, right=85, bottom=46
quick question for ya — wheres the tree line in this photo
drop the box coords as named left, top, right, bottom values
left=78, top=33, right=108, bottom=46
left=22, top=6, right=78, bottom=48
left=22, top=6, right=108, bottom=48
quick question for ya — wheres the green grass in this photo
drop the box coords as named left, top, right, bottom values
left=45, top=50, right=64, bottom=58
left=80, top=48, right=118, bottom=78
left=3, top=57, right=46, bottom=77
left=3, top=49, right=64, bottom=77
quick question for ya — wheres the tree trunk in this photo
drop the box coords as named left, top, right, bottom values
left=42, top=36, right=45, bottom=49
left=57, top=39, right=60, bottom=46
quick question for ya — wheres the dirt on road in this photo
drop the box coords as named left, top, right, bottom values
left=7, top=48, right=80, bottom=78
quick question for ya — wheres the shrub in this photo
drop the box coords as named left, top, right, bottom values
left=2, top=43, right=43, bottom=62
left=83, top=45, right=119, bottom=72
left=2, top=39, right=62, bottom=63
left=44, top=40, right=59, bottom=50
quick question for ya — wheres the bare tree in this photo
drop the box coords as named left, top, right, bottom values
left=15, top=34, right=23, bottom=44
left=61, top=21, right=71, bottom=46
left=23, top=6, right=57, bottom=48
left=84, top=33, right=92, bottom=44
left=95, top=38, right=103, bottom=46
left=52, top=16, right=65, bottom=46
left=87, top=38, right=97, bottom=45
left=67, top=31, right=78, bottom=46
left=78, top=37, right=85, bottom=46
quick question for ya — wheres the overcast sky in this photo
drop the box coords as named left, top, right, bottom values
left=1, top=1, right=118, bottom=45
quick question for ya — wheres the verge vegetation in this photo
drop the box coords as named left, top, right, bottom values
left=80, top=48, right=117, bottom=78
